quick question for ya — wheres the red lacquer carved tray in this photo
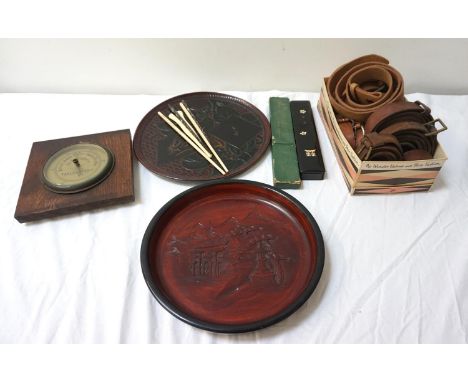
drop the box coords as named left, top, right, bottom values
left=133, top=92, right=271, bottom=181
left=141, top=180, right=324, bottom=333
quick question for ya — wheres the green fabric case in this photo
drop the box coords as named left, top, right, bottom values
left=269, top=97, right=301, bottom=189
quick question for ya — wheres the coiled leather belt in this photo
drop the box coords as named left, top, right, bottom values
left=326, top=54, right=404, bottom=123
left=355, top=101, right=447, bottom=161
left=326, top=55, right=447, bottom=161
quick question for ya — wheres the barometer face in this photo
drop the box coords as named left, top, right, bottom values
left=41, top=143, right=115, bottom=194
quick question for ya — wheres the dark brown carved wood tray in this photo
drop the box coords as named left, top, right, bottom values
left=133, top=92, right=271, bottom=181
left=141, top=180, right=324, bottom=333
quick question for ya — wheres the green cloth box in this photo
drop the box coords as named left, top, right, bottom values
left=269, top=97, right=301, bottom=189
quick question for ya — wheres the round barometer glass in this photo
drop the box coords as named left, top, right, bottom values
left=41, top=143, right=114, bottom=193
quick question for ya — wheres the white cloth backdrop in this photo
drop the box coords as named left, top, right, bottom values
left=1, top=91, right=467, bottom=343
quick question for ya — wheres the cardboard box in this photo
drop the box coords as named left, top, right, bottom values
left=318, top=79, right=448, bottom=195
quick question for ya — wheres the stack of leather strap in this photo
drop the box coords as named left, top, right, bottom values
left=326, top=54, right=447, bottom=161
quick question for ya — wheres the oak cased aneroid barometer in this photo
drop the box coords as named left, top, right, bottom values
left=14, top=130, right=134, bottom=223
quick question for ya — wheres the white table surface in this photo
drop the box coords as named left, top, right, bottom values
left=1, top=91, right=467, bottom=343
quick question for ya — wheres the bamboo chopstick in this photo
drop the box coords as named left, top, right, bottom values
left=168, top=104, right=201, bottom=143
left=157, top=112, right=226, bottom=175
left=179, top=101, right=229, bottom=173
left=168, top=113, right=212, bottom=158
left=177, top=110, right=199, bottom=139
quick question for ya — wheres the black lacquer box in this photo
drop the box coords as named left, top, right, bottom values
left=290, top=101, right=325, bottom=180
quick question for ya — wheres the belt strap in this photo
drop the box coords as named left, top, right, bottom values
left=356, top=132, right=403, bottom=161
left=355, top=100, right=447, bottom=161
left=365, top=101, right=432, bottom=134
left=380, top=121, right=437, bottom=155
left=403, top=149, right=433, bottom=161
left=326, top=54, right=404, bottom=122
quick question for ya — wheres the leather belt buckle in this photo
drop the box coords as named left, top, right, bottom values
left=414, top=100, right=432, bottom=115
left=424, top=118, right=448, bottom=137
left=355, top=122, right=365, bottom=136
left=356, top=141, right=373, bottom=161
left=338, top=117, right=365, bottom=148
left=356, top=133, right=378, bottom=161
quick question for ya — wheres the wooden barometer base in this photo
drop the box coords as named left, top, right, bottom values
left=14, top=129, right=135, bottom=223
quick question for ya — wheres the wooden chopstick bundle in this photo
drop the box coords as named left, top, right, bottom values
left=167, top=104, right=206, bottom=152
left=158, top=101, right=230, bottom=176
left=179, top=101, right=229, bottom=173
left=157, top=111, right=226, bottom=175
left=168, top=113, right=212, bottom=158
